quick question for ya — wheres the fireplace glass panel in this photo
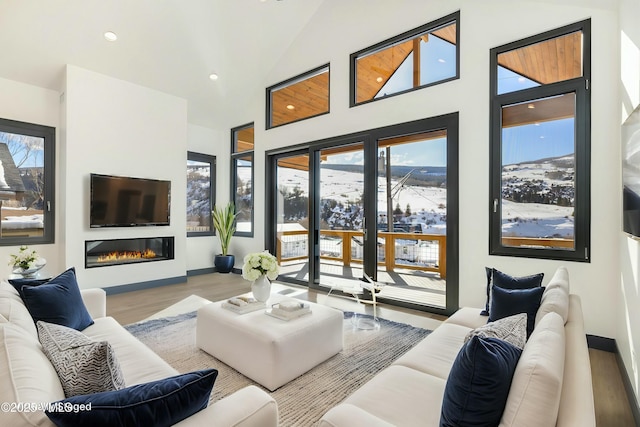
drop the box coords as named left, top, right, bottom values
left=85, top=237, right=174, bottom=268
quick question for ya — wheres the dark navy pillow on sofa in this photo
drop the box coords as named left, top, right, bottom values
left=45, top=369, right=218, bottom=427
left=20, top=267, right=94, bottom=331
left=489, top=285, right=545, bottom=338
left=8, top=277, right=50, bottom=298
left=482, top=267, right=544, bottom=316
left=440, top=336, right=522, bottom=427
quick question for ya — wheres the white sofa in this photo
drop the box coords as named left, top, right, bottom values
left=0, top=281, right=278, bottom=427
left=319, top=267, right=596, bottom=427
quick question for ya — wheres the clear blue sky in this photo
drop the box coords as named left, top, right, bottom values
left=498, top=67, right=575, bottom=165
left=326, top=55, right=574, bottom=167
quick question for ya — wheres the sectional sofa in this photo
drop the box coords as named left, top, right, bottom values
left=320, top=266, right=595, bottom=426
left=0, top=279, right=278, bottom=427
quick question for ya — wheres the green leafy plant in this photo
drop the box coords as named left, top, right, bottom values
left=212, top=202, right=237, bottom=255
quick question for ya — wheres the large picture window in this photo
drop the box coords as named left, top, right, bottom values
left=490, top=20, right=590, bottom=262
left=187, top=152, right=216, bottom=236
left=0, top=118, right=55, bottom=245
left=231, top=123, right=254, bottom=236
left=350, top=12, right=459, bottom=106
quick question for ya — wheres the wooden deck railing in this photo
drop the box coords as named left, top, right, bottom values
left=501, top=236, right=574, bottom=249
left=275, top=231, right=575, bottom=280
left=276, top=229, right=447, bottom=279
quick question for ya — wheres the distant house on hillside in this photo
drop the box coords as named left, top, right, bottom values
left=0, top=143, right=26, bottom=199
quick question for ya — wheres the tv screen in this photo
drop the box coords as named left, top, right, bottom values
left=90, top=174, right=170, bottom=227
left=623, top=108, right=640, bottom=239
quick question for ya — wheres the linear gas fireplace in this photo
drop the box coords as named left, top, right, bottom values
left=85, top=237, right=174, bottom=268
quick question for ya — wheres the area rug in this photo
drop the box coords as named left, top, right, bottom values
left=125, top=311, right=431, bottom=426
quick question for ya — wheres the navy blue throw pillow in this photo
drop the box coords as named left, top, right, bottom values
left=20, top=267, right=94, bottom=331
left=489, top=285, right=545, bottom=337
left=45, top=369, right=218, bottom=427
left=482, top=267, right=544, bottom=316
left=8, top=277, right=50, bottom=298
left=440, top=336, right=522, bottom=427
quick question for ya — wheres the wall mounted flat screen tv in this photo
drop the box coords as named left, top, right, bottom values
left=623, top=107, right=640, bottom=239
left=90, top=174, right=171, bottom=227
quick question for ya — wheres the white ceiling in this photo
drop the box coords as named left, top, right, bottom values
left=0, top=0, right=325, bottom=129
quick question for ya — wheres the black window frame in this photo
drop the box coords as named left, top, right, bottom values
left=349, top=11, right=460, bottom=107
left=0, top=117, right=55, bottom=246
left=231, top=123, right=254, bottom=237
left=186, top=151, right=216, bottom=237
left=489, top=19, right=591, bottom=262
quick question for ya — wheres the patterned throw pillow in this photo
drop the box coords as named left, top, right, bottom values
left=465, top=313, right=527, bottom=350
left=37, top=321, right=125, bottom=398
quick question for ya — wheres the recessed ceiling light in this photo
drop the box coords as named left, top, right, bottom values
left=527, top=103, right=535, bottom=109
left=209, top=73, right=219, bottom=81
left=104, top=31, right=118, bottom=42
left=286, top=104, right=295, bottom=110
left=376, top=77, right=383, bottom=83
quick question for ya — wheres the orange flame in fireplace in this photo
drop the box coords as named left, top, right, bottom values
left=97, top=249, right=157, bottom=263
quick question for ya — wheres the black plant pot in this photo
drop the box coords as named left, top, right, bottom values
left=214, top=254, right=235, bottom=273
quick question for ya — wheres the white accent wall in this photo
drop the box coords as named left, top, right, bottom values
left=62, top=65, right=188, bottom=289
left=232, top=0, right=620, bottom=341
left=619, top=0, right=640, bottom=411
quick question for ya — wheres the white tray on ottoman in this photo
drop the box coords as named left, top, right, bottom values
left=196, top=294, right=344, bottom=391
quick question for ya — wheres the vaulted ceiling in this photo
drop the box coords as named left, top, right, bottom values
left=0, top=0, right=325, bottom=130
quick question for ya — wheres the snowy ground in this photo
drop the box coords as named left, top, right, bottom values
left=254, top=165, right=575, bottom=238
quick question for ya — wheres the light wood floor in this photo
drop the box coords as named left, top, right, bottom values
left=106, top=273, right=636, bottom=427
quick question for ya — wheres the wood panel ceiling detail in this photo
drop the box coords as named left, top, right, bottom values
left=497, top=31, right=582, bottom=85
left=236, top=126, right=254, bottom=153
left=356, top=39, right=414, bottom=104
left=502, top=93, right=575, bottom=128
left=271, top=71, right=329, bottom=127
left=355, top=22, right=457, bottom=103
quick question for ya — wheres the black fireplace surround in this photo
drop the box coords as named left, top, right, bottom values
left=85, top=237, right=174, bottom=268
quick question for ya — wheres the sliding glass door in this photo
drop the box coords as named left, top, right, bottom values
left=375, top=131, right=448, bottom=309
left=272, top=151, right=310, bottom=285
left=266, top=114, right=458, bottom=315
left=315, top=142, right=366, bottom=291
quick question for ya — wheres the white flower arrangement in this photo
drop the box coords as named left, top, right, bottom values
left=8, top=245, right=43, bottom=270
left=242, top=251, right=279, bottom=282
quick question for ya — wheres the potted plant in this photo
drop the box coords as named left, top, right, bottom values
left=212, top=202, right=238, bottom=273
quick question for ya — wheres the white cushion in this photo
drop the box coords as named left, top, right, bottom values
left=393, top=323, right=471, bottom=379
left=547, top=266, right=570, bottom=294
left=82, top=316, right=178, bottom=385
left=446, top=306, right=490, bottom=329
left=0, top=323, right=64, bottom=426
left=37, top=321, right=125, bottom=397
left=0, top=297, right=38, bottom=338
left=500, top=312, right=565, bottom=427
left=535, top=286, right=569, bottom=326
left=341, top=365, right=446, bottom=426
left=0, top=280, right=20, bottom=296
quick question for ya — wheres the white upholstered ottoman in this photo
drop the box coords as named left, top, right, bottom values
left=196, top=295, right=343, bottom=391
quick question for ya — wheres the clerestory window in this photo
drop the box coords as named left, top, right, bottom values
left=266, top=65, right=329, bottom=129
left=350, top=12, right=459, bottom=106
